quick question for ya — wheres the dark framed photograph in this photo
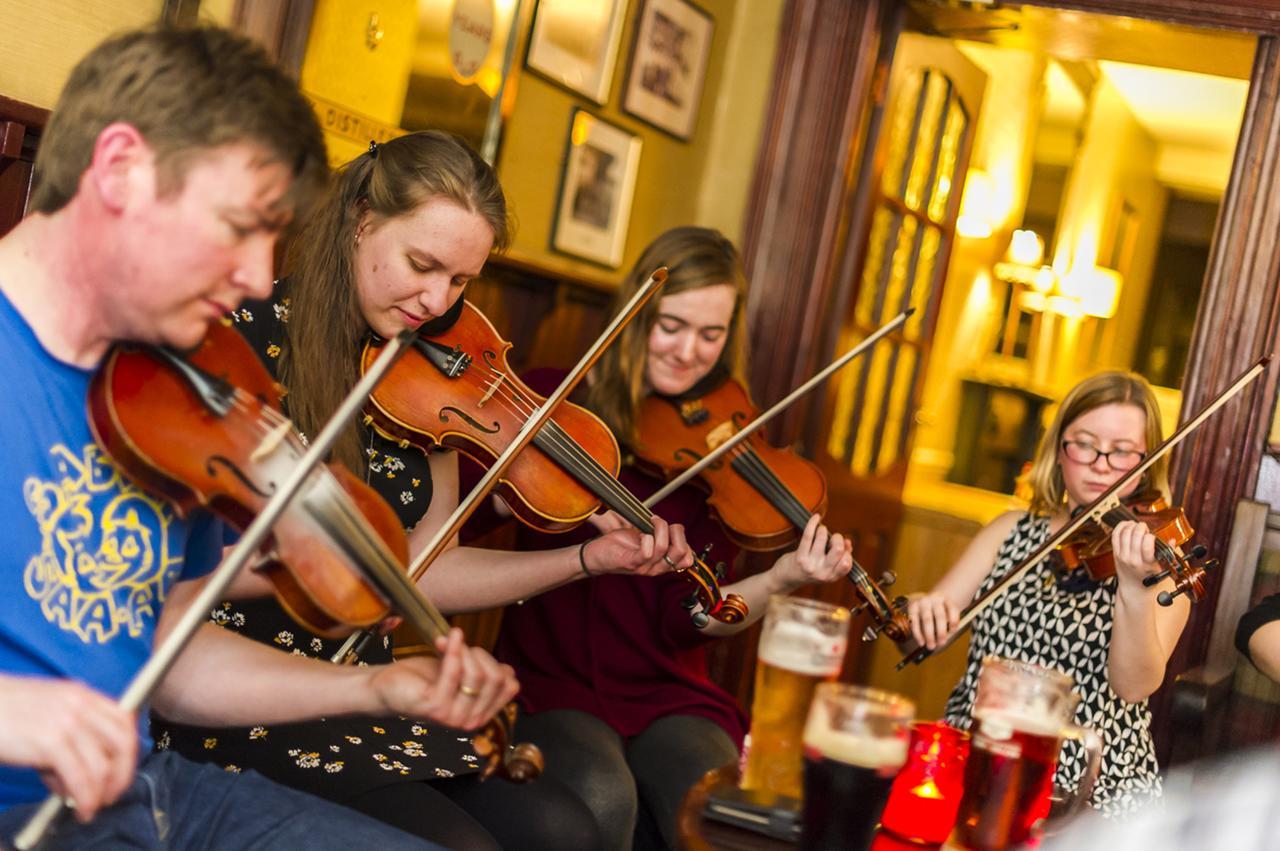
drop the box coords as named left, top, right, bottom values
left=552, top=109, right=642, bottom=268
left=525, top=0, right=628, bottom=104
left=622, top=0, right=714, bottom=140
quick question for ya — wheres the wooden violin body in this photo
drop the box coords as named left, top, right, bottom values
left=365, top=302, right=621, bottom=534
left=1053, top=491, right=1213, bottom=605
left=365, top=301, right=746, bottom=627
left=634, top=378, right=827, bottom=552
left=88, top=321, right=542, bottom=782
left=633, top=377, right=911, bottom=641
left=89, top=321, right=405, bottom=636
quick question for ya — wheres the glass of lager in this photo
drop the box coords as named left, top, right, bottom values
left=800, top=683, right=914, bottom=851
left=951, top=657, right=1102, bottom=851
left=740, top=595, right=851, bottom=799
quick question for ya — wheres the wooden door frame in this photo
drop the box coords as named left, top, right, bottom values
left=742, top=0, right=1280, bottom=753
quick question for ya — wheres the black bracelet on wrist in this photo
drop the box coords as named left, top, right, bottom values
left=578, top=539, right=593, bottom=578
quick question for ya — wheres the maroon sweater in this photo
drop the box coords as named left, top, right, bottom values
left=487, top=369, right=749, bottom=746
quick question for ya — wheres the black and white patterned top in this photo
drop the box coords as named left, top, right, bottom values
left=943, top=513, right=1162, bottom=817
left=150, top=284, right=482, bottom=800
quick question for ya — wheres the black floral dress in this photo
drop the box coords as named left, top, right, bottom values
left=151, top=283, right=481, bottom=800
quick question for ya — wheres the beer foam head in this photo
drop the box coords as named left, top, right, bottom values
left=758, top=619, right=847, bottom=676
left=975, top=709, right=1061, bottom=739
left=803, top=723, right=909, bottom=770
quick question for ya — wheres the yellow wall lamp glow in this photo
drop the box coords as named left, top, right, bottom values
left=956, top=169, right=999, bottom=239
left=995, top=229, right=1122, bottom=319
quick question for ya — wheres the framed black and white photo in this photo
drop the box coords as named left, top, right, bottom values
left=622, top=0, right=713, bottom=140
left=552, top=110, right=642, bottom=268
left=525, top=0, right=628, bottom=104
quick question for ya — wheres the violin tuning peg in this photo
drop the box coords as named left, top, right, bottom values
left=699, top=543, right=714, bottom=560
left=1190, top=544, right=1208, bottom=560
left=1157, top=589, right=1177, bottom=607
left=680, top=594, right=697, bottom=611
left=691, top=611, right=710, bottom=629
left=892, top=596, right=909, bottom=610
left=1143, top=569, right=1172, bottom=588
left=713, top=561, right=727, bottom=581
left=862, top=625, right=881, bottom=642
left=879, top=570, right=897, bottom=588
left=1202, top=558, right=1220, bottom=574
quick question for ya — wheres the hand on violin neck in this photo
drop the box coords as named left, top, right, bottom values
left=582, top=515, right=693, bottom=577
left=1110, top=520, right=1162, bottom=592
left=364, top=627, right=519, bottom=731
left=586, top=509, right=630, bottom=535
left=769, top=515, right=853, bottom=592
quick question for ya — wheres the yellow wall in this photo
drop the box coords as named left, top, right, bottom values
left=497, top=0, right=780, bottom=287
left=0, top=1, right=163, bottom=109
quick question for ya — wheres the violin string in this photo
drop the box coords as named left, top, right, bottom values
left=450, top=362, right=663, bottom=530
left=1105, top=504, right=1181, bottom=567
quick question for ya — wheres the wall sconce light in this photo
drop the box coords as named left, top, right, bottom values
left=1060, top=265, right=1123, bottom=318
left=1007, top=229, right=1044, bottom=266
left=994, top=229, right=1056, bottom=293
left=957, top=170, right=998, bottom=238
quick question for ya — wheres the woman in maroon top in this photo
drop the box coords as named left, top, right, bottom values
left=492, top=226, right=854, bottom=850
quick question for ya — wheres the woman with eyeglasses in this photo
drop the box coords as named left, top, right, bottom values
left=906, top=371, right=1189, bottom=816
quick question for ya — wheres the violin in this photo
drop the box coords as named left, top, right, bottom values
left=87, top=320, right=542, bottom=782
left=633, top=376, right=911, bottom=643
left=362, top=301, right=748, bottom=627
left=1053, top=491, right=1215, bottom=606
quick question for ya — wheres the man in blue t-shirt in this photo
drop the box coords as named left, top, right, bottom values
left=0, top=27, right=517, bottom=849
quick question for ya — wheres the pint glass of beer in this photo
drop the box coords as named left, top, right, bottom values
left=740, top=596, right=851, bottom=799
left=952, top=657, right=1102, bottom=851
left=800, top=683, right=914, bottom=851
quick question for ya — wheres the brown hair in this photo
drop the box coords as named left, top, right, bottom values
left=281, top=131, right=509, bottom=473
left=1027, top=371, right=1168, bottom=515
left=31, top=26, right=326, bottom=215
left=587, top=226, right=748, bottom=445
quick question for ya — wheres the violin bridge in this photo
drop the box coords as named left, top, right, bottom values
left=250, top=421, right=294, bottom=462
left=706, top=421, right=736, bottom=451
left=478, top=374, right=504, bottom=407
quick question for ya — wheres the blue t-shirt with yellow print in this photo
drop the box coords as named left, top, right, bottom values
left=0, top=289, right=223, bottom=812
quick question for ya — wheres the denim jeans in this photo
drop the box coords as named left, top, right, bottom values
left=0, top=751, right=440, bottom=850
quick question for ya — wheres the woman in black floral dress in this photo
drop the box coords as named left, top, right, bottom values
left=154, top=132, right=691, bottom=849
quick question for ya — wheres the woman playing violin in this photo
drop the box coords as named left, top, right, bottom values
left=907, top=371, right=1191, bottom=815
left=153, top=132, right=692, bottom=850
left=488, top=226, right=854, bottom=850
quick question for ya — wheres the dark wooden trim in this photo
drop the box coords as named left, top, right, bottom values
left=740, top=0, right=901, bottom=442
left=231, top=0, right=315, bottom=78
left=0, top=96, right=49, bottom=131
left=1019, top=0, right=1280, bottom=33
left=161, top=0, right=202, bottom=26
left=1148, top=36, right=1280, bottom=755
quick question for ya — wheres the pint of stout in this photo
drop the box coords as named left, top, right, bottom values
left=799, top=683, right=913, bottom=851
left=951, top=658, right=1102, bottom=851
left=740, top=596, right=851, bottom=799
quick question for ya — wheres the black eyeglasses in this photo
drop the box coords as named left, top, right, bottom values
left=1060, top=439, right=1145, bottom=471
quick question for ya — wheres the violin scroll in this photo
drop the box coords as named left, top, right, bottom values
left=472, top=704, right=545, bottom=783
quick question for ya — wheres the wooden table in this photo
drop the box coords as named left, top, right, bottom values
left=677, top=765, right=945, bottom=851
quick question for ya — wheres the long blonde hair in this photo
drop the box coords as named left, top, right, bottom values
left=281, top=131, right=509, bottom=473
left=1027, top=371, right=1168, bottom=515
left=586, top=226, right=749, bottom=445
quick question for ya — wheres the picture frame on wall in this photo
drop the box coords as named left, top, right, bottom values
left=525, top=0, right=628, bottom=104
left=552, top=110, right=642, bottom=268
left=622, top=0, right=714, bottom=141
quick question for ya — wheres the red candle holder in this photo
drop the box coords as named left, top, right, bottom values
left=879, top=721, right=970, bottom=845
